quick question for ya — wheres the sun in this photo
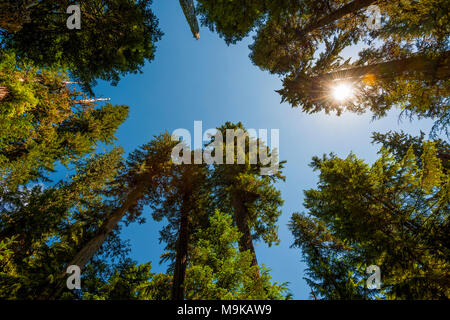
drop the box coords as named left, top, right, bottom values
left=332, top=83, right=353, bottom=102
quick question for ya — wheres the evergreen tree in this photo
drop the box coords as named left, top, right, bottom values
left=82, top=261, right=171, bottom=300
left=0, top=148, right=130, bottom=299
left=0, top=51, right=129, bottom=191
left=371, top=131, right=450, bottom=170
left=0, top=0, right=37, bottom=33
left=207, top=122, right=285, bottom=276
left=0, top=0, right=163, bottom=94
left=179, top=0, right=200, bottom=40
left=290, top=137, right=450, bottom=299
left=184, top=210, right=290, bottom=300
left=60, top=133, right=177, bottom=276
left=148, top=153, right=211, bottom=300
left=0, top=133, right=181, bottom=299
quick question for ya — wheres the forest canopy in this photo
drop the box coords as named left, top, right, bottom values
left=0, top=0, right=448, bottom=301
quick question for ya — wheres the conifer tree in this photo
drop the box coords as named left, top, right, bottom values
left=0, top=0, right=37, bottom=33
left=0, top=51, right=128, bottom=191
left=60, top=134, right=177, bottom=275
left=290, top=136, right=450, bottom=299
left=179, top=0, right=200, bottom=39
left=184, top=210, right=290, bottom=300
left=196, top=0, right=450, bottom=134
left=207, top=122, right=285, bottom=276
left=82, top=261, right=172, bottom=300
left=0, top=0, right=163, bottom=94
left=150, top=160, right=211, bottom=300
left=0, top=148, right=129, bottom=299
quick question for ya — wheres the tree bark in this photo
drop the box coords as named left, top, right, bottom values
left=45, top=176, right=153, bottom=299
left=65, top=183, right=148, bottom=271
left=295, top=0, right=378, bottom=39
left=288, top=51, right=450, bottom=91
left=179, top=0, right=200, bottom=39
left=0, top=86, right=10, bottom=102
left=437, top=152, right=450, bottom=162
left=171, top=193, right=190, bottom=300
left=310, top=51, right=450, bottom=83
left=231, top=192, right=260, bottom=276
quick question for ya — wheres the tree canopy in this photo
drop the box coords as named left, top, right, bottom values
left=0, top=51, right=128, bottom=191
left=290, top=134, right=449, bottom=299
left=1, top=0, right=449, bottom=301
left=196, top=0, right=450, bottom=136
left=0, top=0, right=163, bottom=95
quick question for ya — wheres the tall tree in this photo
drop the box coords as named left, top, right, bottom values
left=0, top=0, right=163, bottom=94
left=371, top=131, right=450, bottom=170
left=150, top=160, right=210, bottom=300
left=184, top=210, right=290, bottom=300
left=60, top=134, right=176, bottom=274
left=279, top=46, right=450, bottom=136
left=0, top=51, right=128, bottom=191
left=32, top=133, right=176, bottom=299
left=290, top=136, right=450, bottom=299
left=265, top=0, right=449, bottom=135
left=208, top=122, right=285, bottom=276
left=195, top=0, right=266, bottom=44
left=0, top=0, right=37, bottom=33
left=82, top=261, right=172, bottom=300
left=0, top=148, right=132, bottom=299
left=196, top=1, right=450, bottom=135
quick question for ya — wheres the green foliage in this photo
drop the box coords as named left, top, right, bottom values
left=197, top=0, right=450, bottom=135
left=290, top=136, right=450, bottom=299
left=0, top=51, right=129, bottom=190
left=0, top=236, right=16, bottom=261
left=0, top=52, right=128, bottom=190
left=0, top=0, right=163, bottom=94
left=151, top=161, right=211, bottom=268
left=83, top=261, right=171, bottom=300
left=3, top=0, right=447, bottom=301
left=208, top=122, right=285, bottom=248
left=179, top=0, right=200, bottom=39
left=0, top=148, right=130, bottom=299
left=185, top=210, right=290, bottom=300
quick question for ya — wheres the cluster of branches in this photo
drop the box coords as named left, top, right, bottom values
left=0, top=0, right=202, bottom=95
left=196, top=0, right=450, bottom=137
left=0, top=0, right=287, bottom=301
left=0, top=71, right=289, bottom=299
left=194, top=0, right=450, bottom=299
left=290, top=131, right=449, bottom=299
left=1, top=0, right=449, bottom=300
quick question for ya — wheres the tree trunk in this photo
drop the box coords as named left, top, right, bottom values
left=65, top=183, right=147, bottom=270
left=45, top=178, right=152, bottom=299
left=171, top=194, right=190, bottom=300
left=311, top=51, right=450, bottom=83
left=0, top=86, right=10, bottom=102
left=295, top=0, right=377, bottom=39
left=231, top=192, right=260, bottom=277
left=179, top=0, right=200, bottom=39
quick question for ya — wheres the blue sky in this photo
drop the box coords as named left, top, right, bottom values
left=89, top=1, right=434, bottom=299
